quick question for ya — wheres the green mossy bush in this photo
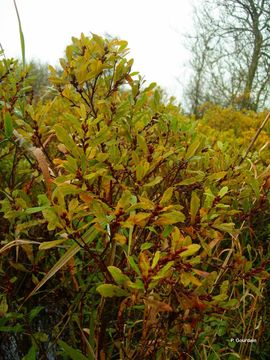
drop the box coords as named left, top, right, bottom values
left=0, top=34, right=270, bottom=359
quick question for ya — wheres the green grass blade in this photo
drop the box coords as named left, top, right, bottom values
left=13, top=0, right=25, bottom=68
left=24, top=226, right=100, bottom=301
left=58, top=340, right=88, bottom=360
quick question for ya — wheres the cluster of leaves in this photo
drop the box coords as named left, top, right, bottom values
left=197, top=104, right=270, bottom=165
left=0, top=34, right=270, bottom=360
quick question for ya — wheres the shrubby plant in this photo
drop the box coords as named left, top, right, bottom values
left=0, top=34, right=270, bottom=359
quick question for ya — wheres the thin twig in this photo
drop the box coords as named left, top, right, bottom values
left=239, top=111, right=270, bottom=165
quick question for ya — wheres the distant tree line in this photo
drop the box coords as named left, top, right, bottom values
left=28, top=60, right=50, bottom=99
left=186, top=0, right=270, bottom=116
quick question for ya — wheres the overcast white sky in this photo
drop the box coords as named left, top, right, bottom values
left=0, top=0, right=198, bottom=103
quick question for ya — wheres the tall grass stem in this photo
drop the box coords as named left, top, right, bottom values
left=13, top=0, right=25, bottom=69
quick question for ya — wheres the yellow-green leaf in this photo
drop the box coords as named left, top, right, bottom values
left=126, top=212, right=151, bottom=227
left=137, top=134, right=148, bottom=154
left=220, top=280, right=229, bottom=294
left=58, top=340, right=88, bottom=360
left=212, top=293, right=228, bottom=302
left=247, top=281, right=263, bottom=297
left=176, top=175, right=204, bottom=186
left=39, top=239, right=66, bottom=250
left=208, top=171, right=227, bottom=181
left=128, top=256, right=141, bottom=276
left=152, top=261, right=174, bottom=280
left=107, top=266, right=131, bottom=286
left=96, top=284, right=128, bottom=298
left=179, top=244, right=201, bottom=258
left=213, top=223, right=235, bottom=233
left=4, top=112, right=13, bottom=138
left=160, top=187, right=174, bottom=206
left=181, top=272, right=201, bottom=287
left=151, top=251, right=160, bottom=269
left=171, top=226, right=184, bottom=251
left=114, top=233, right=127, bottom=245
left=190, top=191, right=200, bottom=224
left=143, top=176, right=163, bottom=188
left=54, top=124, right=80, bottom=158
left=24, top=205, right=49, bottom=215
left=186, top=138, right=201, bottom=159
left=218, top=186, right=229, bottom=198
left=0, top=296, right=8, bottom=315
left=155, top=211, right=185, bottom=226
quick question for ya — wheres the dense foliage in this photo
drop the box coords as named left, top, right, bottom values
left=0, top=34, right=270, bottom=360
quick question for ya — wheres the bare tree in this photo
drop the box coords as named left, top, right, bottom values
left=186, top=0, right=270, bottom=114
